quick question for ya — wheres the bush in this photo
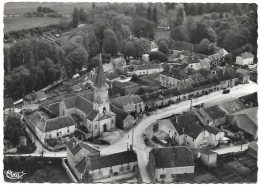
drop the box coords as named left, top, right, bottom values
left=149, top=51, right=167, bottom=62
left=46, top=12, right=63, bottom=18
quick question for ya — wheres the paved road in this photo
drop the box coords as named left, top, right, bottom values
left=7, top=82, right=257, bottom=182
left=100, top=81, right=258, bottom=183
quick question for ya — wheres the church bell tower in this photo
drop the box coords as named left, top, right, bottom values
left=93, top=54, right=110, bottom=115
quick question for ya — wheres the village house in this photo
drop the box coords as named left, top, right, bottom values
left=236, top=68, right=250, bottom=84
left=160, top=67, right=191, bottom=88
left=71, top=150, right=138, bottom=182
left=199, top=58, right=211, bottom=69
left=111, top=94, right=144, bottom=113
left=181, top=56, right=201, bottom=70
left=216, top=67, right=237, bottom=88
left=235, top=52, right=254, bottom=66
left=132, top=64, right=163, bottom=76
left=228, top=107, right=258, bottom=141
left=66, top=137, right=100, bottom=180
left=24, top=91, right=47, bottom=104
left=112, top=80, right=140, bottom=96
left=198, top=105, right=226, bottom=127
left=208, top=48, right=228, bottom=66
left=157, top=112, right=205, bottom=149
left=24, top=111, right=75, bottom=147
left=110, top=104, right=135, bottom=129
left=204, top=125, right=225, bottom=147
left=148, top=147, right=195, bottom=183
left=59, top=55, right=116, bottom=138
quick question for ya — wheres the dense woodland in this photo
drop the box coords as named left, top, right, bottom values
left=4, top=3, right=258, bottom=99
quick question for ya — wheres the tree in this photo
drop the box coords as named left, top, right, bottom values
left=124, top=3, right=136, bottom=17
left=167, top=3, right=186, bottom=28
left=158, top=41, right=169, bottom=55
left=4, top=112, right=24, bottom=146
left=92, top=2, right=95, bottom=9
left=121, top=41, right=135, bottom=58
left=133, top=17, right=155, bottom=39
left=152, top=6, right=158, bottom=26
left=194, top=38, right=211, bottom=55
left=147, top=5, right=152, bottom=20
left=170, top=25, right=189, bottom=42
left=72, top=8, right=79, bottom=27
left=149, top=51, right=167, bottom=62
left=103, top=29, right=119, bottom=56
left=190, top=23, right=217, bottom=44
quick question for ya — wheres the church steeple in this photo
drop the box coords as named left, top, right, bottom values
left=93, top=53, right=110, bottom=114
left=95, top=54, right=107, bottom=89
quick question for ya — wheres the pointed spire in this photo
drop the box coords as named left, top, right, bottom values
left=95, top=53, right=107, bottom=88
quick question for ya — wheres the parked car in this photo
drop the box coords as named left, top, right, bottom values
left=223, top=89, right=230, bottom=94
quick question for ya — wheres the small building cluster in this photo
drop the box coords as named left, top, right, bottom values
left=66, top=137, right=138, bottom=182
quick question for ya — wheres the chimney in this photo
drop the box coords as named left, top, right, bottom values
left=182, top=127, right=185, bottom=133
left=73, top=142, right=75, bottom=149
left=145, top=92, right=148, bottom=99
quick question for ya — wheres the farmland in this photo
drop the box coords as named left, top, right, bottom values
left=4, top=16, right=61, bottom=33
left=3, top=2, right=107, bottom=33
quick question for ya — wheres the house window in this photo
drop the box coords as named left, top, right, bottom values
left=110, top=168, right=113, bottom=173
left=67, top=128, right=70, bottom=133
left=103, top=107, right=106, bottom=113
left=127, top=165, right=131, bottom=170
left=160, top=174, right=166, bottom=179
left=56, top=132, right=59, bottom=137
left=171, top=174, right=176, bottom=178
left=95, top=125, right=97, bottom=129
left=120, top=166, right=124, bottom=172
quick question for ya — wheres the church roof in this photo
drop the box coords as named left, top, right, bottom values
left=95, top=54, right=107, bottom=88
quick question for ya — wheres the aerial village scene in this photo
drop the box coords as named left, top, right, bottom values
left=3, top=1, right=258, bottom=183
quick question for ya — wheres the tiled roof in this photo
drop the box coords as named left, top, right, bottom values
left=67, top=137, right=100, bottom=156
left=86, top=110, right=98, bottom=121
left=66, top=137, right=83, bottom=155
left=150, top=147, right=194, bottom=168
left=203, top=105, right=226, bottom=120
left=191, top=78, right=219, bottom=91
left=217, top=67, right=236, bottom=81
left=182, top=56, right=200, bottom=64
left=200, top=58, right=211, bottom=66
left=218, top=99, right=246, bottom=114
left=110, top=104, right=129, bottom=121
left=111, top=95, right=143, bottom=107
left=169, top=112, right=204, bottom=139
left=239, top=92, right=258, bottom=106
left=75, top=157, right=86, bottom=174
left=178, top=84, right=194, bottom=94
left=135, top=64, right=161, bottom=70
left=29, top=111, right=46, bottom=132
left=45, top=116, right=74, bottom=132
left=62, top=95, right=95, bottom=118
left=230, top=114, right=257, bottom=136
left=161, top=67, right=189, bottom=80
left=191, top=73, right=204, bottom=80
left=4, top=98, right=13, bottom=109
left=236, top=68, right=249, bottom=75
left=87, top=150, right=137, bottom=170
left=241, top=52, right=254, bottom=59
left=205, top=125, right=221, bottom=135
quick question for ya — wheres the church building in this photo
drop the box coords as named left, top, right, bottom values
left=59, top=54, right=116, bottom=138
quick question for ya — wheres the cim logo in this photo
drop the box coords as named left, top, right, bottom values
left=4, top=170, right=26, bottom=180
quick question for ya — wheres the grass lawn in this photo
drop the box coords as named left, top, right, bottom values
left=4, top=16, right=61, bottom=33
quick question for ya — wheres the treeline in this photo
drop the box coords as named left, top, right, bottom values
left=4, top=3, right=258, bottom=98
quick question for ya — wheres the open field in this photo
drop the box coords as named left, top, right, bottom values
left=4, top=16, right=61, bottom=33
left=4, top=2, right=108, bottom=33
left=4, top=2, right=100, bottom=15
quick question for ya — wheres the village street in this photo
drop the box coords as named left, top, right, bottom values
left=100, top=81, right=258, bottom=183
left=5, top=81, right=258, bottom=183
